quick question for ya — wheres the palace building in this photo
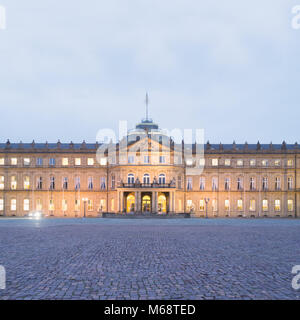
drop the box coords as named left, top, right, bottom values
left=0, top=116, right=299, bottom=218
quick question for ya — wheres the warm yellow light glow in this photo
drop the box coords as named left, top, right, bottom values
left=87, top=158, right=94, bottom=166
left=11, top=158, right=17, bottom=165
left=75, top=158, right=81, bottom=166
left=62, top=158, right=69, bottom=166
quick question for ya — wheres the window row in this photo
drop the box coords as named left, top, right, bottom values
left=200, top=158, right=294, bottom=167
left=187, top=176, right=294, bottom=191
left=186, top=199, right=294, bottom=212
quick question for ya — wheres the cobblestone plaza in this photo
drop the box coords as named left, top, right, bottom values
left=0, top=218, right=300, bottom=300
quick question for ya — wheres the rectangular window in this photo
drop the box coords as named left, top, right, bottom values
left=262, top=177, right=268, bottom=191
left=87, top=158, right=94, bottom=166
left=62, top=158, right=69, bottom=166
left=49, top=199, right=54, bottom=211
left=88, top=177, right=93, bottom=190
left=11, top=158, right=17, bottom=165
left=199, top=177, right=205, bottom=190
left=88, top=199, right=93, bottom=211
left=49, top=158, right=55, bottom=166
left=225, top=199, right=230, bottom=212
left=36, top=177, right=42, bottom=190
left=275, top=199, right=281, bottom=212
left=99, top=199, right=106, bottom=211
left=237, top=199, right=243, bottom=211
left=187, top=177, right=193, bottom=190
left=0, top=158, right=4, bottom=165
left=288, top=177, right=293, bottom=190
left=177, top=176, right=182, bottom=189
left=36, top=158, right=43, bottom=166
left=11, top=176, right=17, bottom=190
left=250, top=177, right=255, bottom=190
left=274, top=160, right=281, bottom=167
left=159, top=156, right=165, bottom=164
left=36, top=199, right=42, bottom=211
left=111, top=175, right=115, bottom=189
left=224, top=178, right=230, bottom=191
left=63, top=177, right=68, bottom=190
left=0, top=176, right=4, bottom=190
left=199, top=158, right=205, bottom=167
left=250, top=200, right=256, bottom=212
left=100, top=157, right=107, bottom=166
left=287, top=159, right=293, bottom=167
left=250, top=159, right=256, bottom=166
left=127, top=156, right=134, bottom=164
left=212, top=159, right=218, bottom=166
left=75, top=199, right=80, bottom=211
left=225, top=159, right=231, bottom=166
left=262, top=160, right=268, bottom=167
left=50, top=176, right=55, bottom=190
left=23, top=176, right=30, bottom=190
left=275, top=177, right=281, bottom=190
left=100, top=177, right=106, bottom=190
left=237, top=160, right=243, bottom=166
left=110, top=199, right=114, bottom=211
left=199, top=199, right=205, bottom=211
left=144, top=155, right=150, bottom=164
left=262, top=199, right=268, bottom=212
left=212, top=199, right=218, bottom=212
left=288, top=200, right=294, bottom=212
left=23, top=199, right=30, bottom=211
left=23, top=158, right=30, bottom=166
left=187, top=200, right=193, bottom=211
left=62, top=199, right=67, bottom=212
left=11, top=199, right=16, bottom=211
left=75, top=158, right=81, bottom=166
left=212, top=177, right=218, bottom=191
left=0, top=199, right=3, bottom=211
left=75, top=177, right=80, bottom=190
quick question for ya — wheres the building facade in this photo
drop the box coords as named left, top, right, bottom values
left=0, top=118, right=299, bottom=218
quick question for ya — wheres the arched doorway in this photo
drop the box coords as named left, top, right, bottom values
left=142, top=194, right=151, bottom=212
left=158, top=193, right=167, bottom=213
left=126, top=193, right=135, bottom=212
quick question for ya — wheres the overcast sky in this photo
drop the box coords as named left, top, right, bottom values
left=0, top=1, right=299, bottom=143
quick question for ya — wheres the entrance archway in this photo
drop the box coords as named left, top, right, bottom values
left=158, top=193, right=167, bottom=213
left=126, top=193, right=135, bottom=212
left=142, top=194, right=151, bottom=212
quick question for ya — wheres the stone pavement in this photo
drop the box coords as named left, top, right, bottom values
left=0, top=218, right=300, bottom=300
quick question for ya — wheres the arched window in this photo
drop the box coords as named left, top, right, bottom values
left=158, top=174, right=166, bottom=185
left=143, top=174, right=150, bottom=184
left=127, top=173, right=134, bottom=184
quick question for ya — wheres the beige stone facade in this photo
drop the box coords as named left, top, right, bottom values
left=0, top=121, right=299, bottom=218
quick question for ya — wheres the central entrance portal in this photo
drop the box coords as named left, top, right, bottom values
left=142, top=193, right=152, bottom=213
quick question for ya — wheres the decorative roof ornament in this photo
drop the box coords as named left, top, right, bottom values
left=5, top=139, right=11, bottom=149
left=281, top=141, right=287, bottom=151
left=244, top=141, right=248, bottom=150
left=57, top=140, right=61, bottom=149
left=81, top=140, right=87, bottom=149
left=31, top=140, right=35, bottom=149
left=45, top=141, right=49, bottom=149
left=219, top=142, right=223, bottom=151
left=232, top=141, right=236, bottom=151
left=206, top=141, right=211, bottom=150
left=69, top=141, right=74, bottom=149
left=294, top=142, right=299, bottom=149
left=256, top=141, right=261, bottom=151
left=269, top=142, right=273, bottom=150
left=18, top=141, right=23, bottom=149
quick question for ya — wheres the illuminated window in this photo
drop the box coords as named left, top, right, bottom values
left=187, top=177, right=193, bottom=190
left=159, top=174, right=166, bottom=185
left=212, top=159, right=218, bottom=166
left=275, top=177, right=281, bottom=190
left=36, top=158, right=43, bottom=166
left=262, top=177, right=268, bottom=191
left=11, top=158, right=17, bottom=165
left=187, top=200, right=193, bottom=211
left=237, top=160, right=243, bottom=166
left=36, top=199, right=42, bottom=211
left=250, top=200, right=256, bottom=212
left=62, top=199, right=67, bottom=212
left=49, top=158, right=55, bottom=166
left=250, top=177, right=255, bottom=190
left=0, top=176, right=4, bottom=190
left=199, top=158, right=205, bottom=167
left=75, top=158, right=81, bottom=166
left=178, top=199, right=182, bottom=211
left=62, top=158, right=69, bottom=166
left=24, top=158, right=30, bottom=166
left=11, top=198, right=16, bottom=211
left=23, top=199, right=30, bottom=211
left=225, top=159, right=231, bottom=166
left=87, top=158, right=94, bottom=166
left=287, top=159, right=293, bottom=167
left=237, top=199, right=243, bottom=211
left=36, top=176, right=42, bottom=190
left=212, top=177, right=218, bottom=191
left=110, top=199, right=114, bottom=211
left=75, top=176, right=80, bottom=190
left=274, top=160, right=281, bottom=167
left=144, top=156, right=150, bottom=164
left=288, top=200, right=294, bottom=212
left=0, top=158, right=4, bottom=165
left=199, top=199, right=205, bottom=211
left=199, top=177, right=205, bottom=190
left=100, top=157, right=107, bottom=166
left=11, top=176, right=17, bottom=190
left=275, top=199, right=281, bottom=212
left=62, top=177, right=68, bottom=190
left=288, top=177, right=293, bottom=190
left=88, top=177, right=93, bottom=190
left=49, top=199, right=54, bottom=211
left=50, top=176, right=55, bottom=190
left=224, top=178, right=230, bottom=191
left=75, top=199, right=80, bottom=211
left=23, top=176, right=30, bottom=190
left=88, top=199, right=93, bottom=211
left=159, top=156, right=165, bottom=164
left=262, top=160, right=268, bottom=167
left=225, top=199, right=230, bottom=212
left=0, top=199, right=3, bottom=211
left=262, top=199, right=268, bottom=212
left=250, top=159, right=256, bottom=166
left=212, top=199, right=218, bottom=212
left=99, top=199, right=106, bottom=211
left=100, top=177, right=106, bottom=190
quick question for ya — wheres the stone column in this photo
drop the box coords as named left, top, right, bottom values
left=154, top=191, right=158, bottom=212
left=135, top=192, right=138, bottom=213
left=172, top=191, right=175, bottom=213
left=151, top=191, right=155, bottom=213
